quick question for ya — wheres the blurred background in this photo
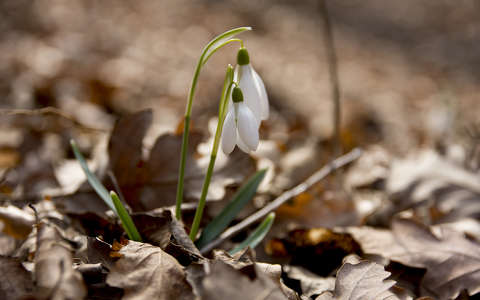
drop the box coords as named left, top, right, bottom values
left=1, top=0, right=480, bottom=228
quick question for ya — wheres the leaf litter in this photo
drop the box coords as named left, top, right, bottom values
left=2, top=1, right=480, bottom=299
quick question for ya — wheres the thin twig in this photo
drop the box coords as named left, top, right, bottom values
left=200, top=148, right=363, bottom=254
left=0, top=107, right=107, bottom=132
left=319, top=0, right=342, bottom=157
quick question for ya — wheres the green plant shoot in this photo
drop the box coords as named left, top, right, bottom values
left=195, top=169, right=267, bottom=248
left=70, top=139, right=142, bottom=241
left=176, top=27, right=251, bottom=221
left=111, top=191, right=142, bottom=242
left=229, top=212, right=275, bottom=255
left=189, top=65, right=236, bottom=240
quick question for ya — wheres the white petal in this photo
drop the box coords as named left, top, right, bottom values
left=236, top=132, right=250, bottom=153
left=236, top=103, right=259, bottom=151
left=221, top=110, right=236, bottom=154
left=238, top=64, right=262, bottom=124
left=252, top=68, right=269, bottom=120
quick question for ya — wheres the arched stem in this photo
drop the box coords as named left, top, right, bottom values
left=175, top=27, right=251, bottom=220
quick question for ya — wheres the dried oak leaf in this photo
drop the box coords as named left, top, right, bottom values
left=34, top=221, right=87, bottom=300
left=0, top=256, right=34, bottom=300
left=106, top=240, right=195, bottom=300
left=347, top=218, right=480, bottom=299
left=316, top=255, right=399, bottom=300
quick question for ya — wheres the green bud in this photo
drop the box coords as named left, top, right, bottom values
left=237, top=47, right=250, bottom=65
left=232, top=86, right=244, bottom=103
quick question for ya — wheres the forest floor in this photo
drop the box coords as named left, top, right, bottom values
left=1, top=1, right=480, bottom=299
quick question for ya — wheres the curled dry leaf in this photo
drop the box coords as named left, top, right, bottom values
left=316, top=255, right=398, bottom=300
left=34, top=221, right=87, bottom=300
left=283, top=265, right=335, bottom=299
left=133, top=209, right=203, bottom=265
left=347, top=218, right=480, bottom=299
left=106, top=240, right=195, bottom=300
left=187, top=249, right=298, bottom=300
left=197, top=260, right=292, bottom=300
left=131, top=212, right=172, bottom=249
left=0, top=205, right=34, bottom=239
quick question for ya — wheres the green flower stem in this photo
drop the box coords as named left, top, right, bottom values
left=189, top=66, right=235, bottom=240
left=176, top=27, right=251, bottom=220
left=189, top=154, right=216, bottom=240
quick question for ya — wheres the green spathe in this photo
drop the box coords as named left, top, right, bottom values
left=237, top=47, right=250, bottom=65
left=232, top=86, right=244, bottom=103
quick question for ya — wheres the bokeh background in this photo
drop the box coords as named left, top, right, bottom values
left=2, top=0, right=480, bottom=143
left=1, top=0, right=480, bottom=228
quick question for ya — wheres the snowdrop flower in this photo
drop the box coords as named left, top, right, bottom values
left=234, top=47, right=269, bottom=123
left=221, top=86, right=259, bottom=154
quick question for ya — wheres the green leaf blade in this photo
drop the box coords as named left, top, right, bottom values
left=70, top=139, right=115, bottom=212
left=229, top=212, right=275, bottom=255
left=195, top=169, right=267, bottom=248
left=110, top=191, right=142, bottom=242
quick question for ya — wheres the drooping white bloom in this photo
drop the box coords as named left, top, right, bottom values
left=221, top=87, right=259, bottom=154
left=234, top=47, right=269, bottom=123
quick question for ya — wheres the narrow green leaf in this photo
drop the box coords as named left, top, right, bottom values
left=229, top=212, right=275, bottom=255
left=195, top=169, right=267, bottom=248
left=201, top=27, right=251, bottom=66
left=110, top=191, right=142, bottom=242
left=70, top=139, right=115, bottom=212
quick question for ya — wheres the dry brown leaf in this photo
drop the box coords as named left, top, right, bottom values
left=139, top=131, right=204, bottom=210
left=108, top=109, right=152, bottom=188
left=0, top=256, right=34, bottom=300
left=267, top=228, right=362, bottom=276
left=34, top=221, right=87, bottom=300
left=316, top=255, right=398, bottom=300
left=283, top=265, right=335, bottom=299
left=187, top=249, right=298, bottom=300
left=367, top=150, right=480, bottom=226
left=0, top=205, right=34, bottom=239
left=198, top=260, right=290, bottom=300
left=106, top=240, right=195, bottom=300
left=347, top=219, right=480, bottom=299
left=0, top=233, right=17, bottom=256
left=133, top=209, right=203, bottom=265
left=131, top=212, right=172, bottom=248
